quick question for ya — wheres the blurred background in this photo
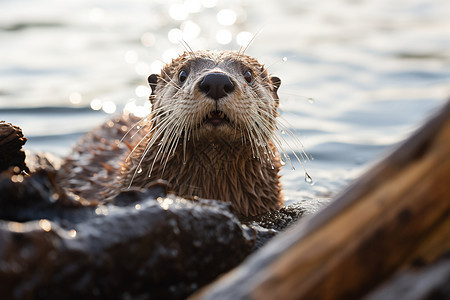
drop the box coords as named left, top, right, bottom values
left=1, top=0, right=449, bottom=207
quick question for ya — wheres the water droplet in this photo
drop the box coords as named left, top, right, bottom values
left=282, top=57, right=288, bottom=62
left=137, top=168, right=143, bottom=174
left=69, top=229, right=77, bottom=238
left=305, top=172, right=314, bottom=185
left=39, top=219, right=52, bottom=232
left=308, top=97, right=315, bottom=104
left=281, top=130, right=286, bottom=135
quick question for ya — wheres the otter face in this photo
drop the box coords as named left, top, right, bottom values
left=147, top=50, right=281, bottom=154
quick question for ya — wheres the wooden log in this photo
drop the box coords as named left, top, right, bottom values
left=190, top=99, right=450, bottom=300
left=365, top=256, right=450, bottom=300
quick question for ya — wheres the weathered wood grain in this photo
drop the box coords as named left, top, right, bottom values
left=191, top=99, right=450, bottom=300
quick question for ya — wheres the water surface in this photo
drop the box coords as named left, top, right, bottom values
left=1, top=0, right=449, bottom=207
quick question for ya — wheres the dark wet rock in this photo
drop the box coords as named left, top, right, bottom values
left=0, top=120, right=307, bottom=299
left=0, top=121, right=29, bottom=173
left=241, top=203, right=306, bottom=232
left=240, top=204, right=306, bottom=249
left=0, top=168, right=256, bottom=299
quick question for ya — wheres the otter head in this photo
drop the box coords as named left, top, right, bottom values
left=147, top=50, right=281, bottom=152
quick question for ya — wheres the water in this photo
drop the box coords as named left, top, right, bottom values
left=1, top=0, right=449, bottom=207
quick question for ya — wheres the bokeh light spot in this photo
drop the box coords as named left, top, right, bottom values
left=102, top=101, right=116, bottom=114
left=135, top=62, right=150, bottom=76
left=236, top=31, right=253, bottom=47
left=216, top=29, right=232, bottom=45
left=141, top=32, right=156, bottom=47
left=202, top=0, right=217, bottom=8
left=125, top=50, right=138, bottom=64
left=151, top=61, right=165, bottom=74
left=168, top=28, right=184, bottom=44
left=124, top=99, right=152, bottom=118
left=181, top=21, right=201, bottom=39
left=217, top=9, right=237, bottom=26
left=69, top=92, right=82, bottom=105
left=169, top=4, right=188, bottom=21
left=136, top=85, right=150, bottom=98
left=185, top=0, right=202, bottom=13
left=90, top=99, right=102, bottom=111
left=162, top=48, right=179, bottom=63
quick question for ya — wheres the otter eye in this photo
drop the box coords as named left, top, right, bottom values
left=243, top=70, right=253, bottom=84
left=178, top=70, right=188, bottom=84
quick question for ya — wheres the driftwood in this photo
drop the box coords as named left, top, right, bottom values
left=191, top=99, right=450, bottom=300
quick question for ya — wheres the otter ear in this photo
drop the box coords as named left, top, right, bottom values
left=269, top=76, right=281, bottom=93
left=148, top=74, right=159, bottom=95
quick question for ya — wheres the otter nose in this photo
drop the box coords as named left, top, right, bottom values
left=199, top=73, right=235, bottom=100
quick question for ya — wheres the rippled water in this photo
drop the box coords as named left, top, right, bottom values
left=1, top=0, right=449, bottom=206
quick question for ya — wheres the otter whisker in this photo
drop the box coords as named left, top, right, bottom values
left=272, top=120, right=311, bottom=172
left=240, top=114, right=257, bottom=158
left=157, top=105, right=188, bottom=159
left=151, top=58, right=182, bottom=90
left=183, top=122, right=189, bottom=164
left=127, top=113, right=179, bottom=186
left=250, top=114, right=276, bottom=166
left=136, top=109, right=179, bottom=161
left=156, top=75, right=181, bottom=91
left=237, top=27, right=262, bottom=57
left=161, top=114, right=189, bottom=174
left=125, top=104, right=178, bottom=160
left=275, top=112, right=312, bottom=161
left=125, top=124, right=157, bottom=162
left=179, top=39, right=196, bottom=59
left=143, top=116, right=181, bottom=178
left=242, top=113, right=264, bottom=161
left=278, top=91, right=315, bottom=103
left=252, top=104, right=309, bottom=171
left=253, top=58, right=287, bottom=84
left=119, top=116, right=149, bottom=143
left=158, top=67, right=184, bottom=92
left=161, top=111, right=185, bottom=158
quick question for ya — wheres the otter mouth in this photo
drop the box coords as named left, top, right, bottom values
left=202, top=110, right=230, bottom=127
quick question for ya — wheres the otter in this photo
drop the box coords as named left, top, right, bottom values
left=59, top=50, right=285, bottom=217
left=122, top=50, right=283, bottom=217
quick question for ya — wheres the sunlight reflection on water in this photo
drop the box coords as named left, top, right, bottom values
left=1, top=0, right=449, bottom=206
